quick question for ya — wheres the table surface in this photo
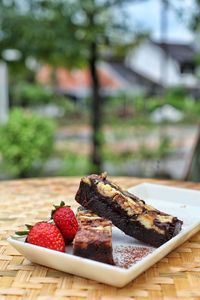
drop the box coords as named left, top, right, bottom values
left=0, top=177, right=200, bottom=300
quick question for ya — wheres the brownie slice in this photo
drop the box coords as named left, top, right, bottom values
left=73, top=206, right=114, bottom=264
left=75, top=173, right=183, bottom=247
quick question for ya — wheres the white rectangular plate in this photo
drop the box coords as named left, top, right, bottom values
left=8, top=183, right=200, bottom=287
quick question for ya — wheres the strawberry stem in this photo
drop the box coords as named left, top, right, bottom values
left=25, top=224, right=33, bottom=230
left=60, top=201, right=65, bottom=207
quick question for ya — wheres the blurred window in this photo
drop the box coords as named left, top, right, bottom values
left=180, top=62, right=196, bottom=74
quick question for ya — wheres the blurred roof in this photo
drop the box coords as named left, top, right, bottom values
left=108, top=60, right=160, bottom=87
left=37, top=58, right=162, bottom=99
left=153, top=41, right=195, bottom=63
left=37, top=65, right=124, bottom=97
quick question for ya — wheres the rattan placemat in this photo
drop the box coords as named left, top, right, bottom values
left=0, top=177, right=200, bottom=300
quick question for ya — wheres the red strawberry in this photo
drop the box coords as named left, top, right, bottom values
left=24, top=222, right=65, bottom=252
left=51, top=201, right=78, bottom=243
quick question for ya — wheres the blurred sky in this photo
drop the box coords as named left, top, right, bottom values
left=128, top=0, right=194, bottom=43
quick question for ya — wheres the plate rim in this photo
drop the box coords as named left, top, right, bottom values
left=128, top=182, right=200, bottom=195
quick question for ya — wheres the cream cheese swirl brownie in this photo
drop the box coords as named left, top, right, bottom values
left=73, top=207, right=114, bottom=264
left=75, top=173, right=183, bottom=247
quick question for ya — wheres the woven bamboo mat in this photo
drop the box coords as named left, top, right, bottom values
left=0, top=177, right=200, bottom=300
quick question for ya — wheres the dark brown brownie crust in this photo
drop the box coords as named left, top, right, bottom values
left=75, top=174, right=183, bottom=247
left=73, top=207, right=114, bottom=264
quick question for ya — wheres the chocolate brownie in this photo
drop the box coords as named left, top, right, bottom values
left=73, top=207, right=114, bottom=264
left=75, top=173, right=183, bottom=247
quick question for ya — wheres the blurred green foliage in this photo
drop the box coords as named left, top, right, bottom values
left=60, top=100, right=88, bottom=121
left=104, top=87, right=200, bottom=125
left=145, top=87, right=197, bottom=113
left=103, top=135, right=171, bottom=163
left=11, top=81, right=53, bottom=106
left=0, top=108, right=55, bottom=178
left=59, top=151, right=90, bottom=176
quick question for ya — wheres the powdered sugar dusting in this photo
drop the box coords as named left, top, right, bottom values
left=114, top=245, right=154, bottom=269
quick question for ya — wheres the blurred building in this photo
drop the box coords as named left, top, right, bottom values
left=126, top=39, right=198, bottom=90
left=37, top=39, right=200, bottom=100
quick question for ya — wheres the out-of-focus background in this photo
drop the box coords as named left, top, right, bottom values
left=0, top=0, right=199, bottom=181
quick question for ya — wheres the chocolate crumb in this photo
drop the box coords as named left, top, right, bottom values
left=114, top=245, right=154, bottom=269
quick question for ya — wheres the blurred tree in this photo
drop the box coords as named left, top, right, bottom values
left=185, top=124, right=200, bottom=182
left=188, top=0, right=200, bottom=31
left=184, top=0, right=200, bottom=182
left=0, top=0, right=145, bottom=173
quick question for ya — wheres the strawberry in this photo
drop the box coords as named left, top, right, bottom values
left=51, top=201, right=78, bottom=243
left=17, top=222, right=65, bottom=252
